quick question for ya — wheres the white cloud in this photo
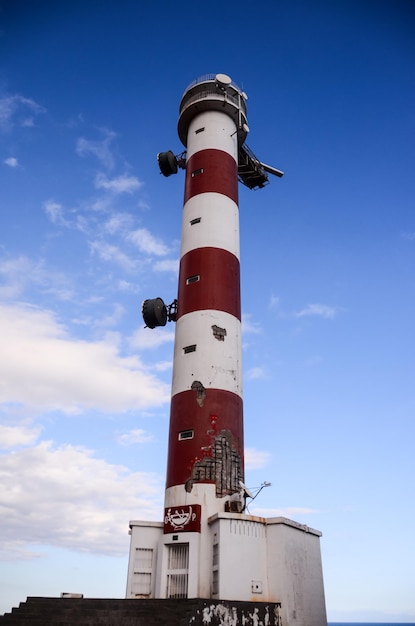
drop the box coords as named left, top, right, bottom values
left=138, top=199, right=150, bottom=211
left=76, top=130, right=116, bottom=169
left=104, top=212, right=133, bottom=235
left=0, top=256, right=29, bottom=298
left=294, top=303, right=341, bottom=319
left=21, top=117, right=35, bottom=127
left=152, top=259, right=179, bottom=276
left=0, top=303, right=170, bottom=414
left=246, top=366, right=268, bottom=380
left=75, top=214, right=90, bottom=233
left=242, top=313, right=261, bottom=335
left=0, top=255, right=74, bottom=301
left=118, top=279, right=137, bottom=293
left=128, top=228, right=169, bottom=256
left=95, top=172, right=142, bottom=194
left=130, top=326, right=175, bottom=350
left=245, top=447, right=271, bottom=470
left=153, top=259, right=179, bottom=273
left=0, top=94, right=45, bottom=132
left=151, top=360, right=172, bottom=372
left=0, top=440, right=162, bottom=559
left=0, top=425, right=42, bottom=450
left=4, top=157, right=18, bottom=167
left=269, top=294, right=280, bottom=310
left=93, top=303, right=125, bottom=329
left=43, top=199, right=69, bottom=227
left=89, top=240, right=136, bottom=271
left=116, top=428, right=154, bottom=445
left=88, top=195, right=113, bottom=213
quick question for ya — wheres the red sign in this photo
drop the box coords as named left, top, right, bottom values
left=164, top=504, right=201, bottom=534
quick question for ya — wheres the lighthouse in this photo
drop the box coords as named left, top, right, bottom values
left=127, top=74, right=327, bottom=626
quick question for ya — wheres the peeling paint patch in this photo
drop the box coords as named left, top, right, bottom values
left=212, top=324, right=227, bottom=341
left=191, top=380, right=206, bottom=407
left=186, top=429, right=242, bottom=497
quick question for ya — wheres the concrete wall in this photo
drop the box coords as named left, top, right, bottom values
left=126, top=521, right=163, bottom=599
left=127, top=514, right=327, bottom=626
left=209, top=514, right=269, bottom=601
left=266, top=517, right=327, bottom=626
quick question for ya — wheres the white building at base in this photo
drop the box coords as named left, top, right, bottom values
left=126, top=511, right=327, bottom=626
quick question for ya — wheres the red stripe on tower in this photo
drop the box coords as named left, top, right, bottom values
left=177, top=247, right=241, bottom=320
left=166, top=390, right=244, bottom=489
left=184, top=149, right=238, bottom=204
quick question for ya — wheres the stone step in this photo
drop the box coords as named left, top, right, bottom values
left=0, top=597, right=283, bottom=625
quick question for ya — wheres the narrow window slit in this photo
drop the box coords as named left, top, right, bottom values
left=195, top=127, right=205, bottom=134
left=183, top=344, right=196, bottom=354
left=191, top=168, right=203, bottom=177
left=190, top=217, right=201, bottom=225
left=186, top=274, right=200, bottom=285
left=179, top=430, right=194, bottom=441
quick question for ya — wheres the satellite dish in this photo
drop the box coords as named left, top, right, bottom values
left=215, top=73, right=232, bottom=87
left=142, top=298, right=168, bottom=328
left=157, top=151, right=178, bottom=177
left=241, top=91, right=248, bottom=101
left=242, top=123, right=250, bottom=134
left=239, top=480, right=254, bottom=499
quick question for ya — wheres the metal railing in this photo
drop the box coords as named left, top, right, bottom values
left=183, top=74, right=243, bottom=95
left=180, top=88, right=246, bottom=116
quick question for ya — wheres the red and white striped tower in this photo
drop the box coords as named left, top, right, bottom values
left=129, top=77, right=327, bottom=626
left=159, top=74, right=250, bottom=596
left=139, top=73, right=284, bottom=600
left=165, top=74, right=247, bottom=515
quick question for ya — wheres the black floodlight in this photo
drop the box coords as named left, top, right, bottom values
left=142, top=297, right=177, bottom=329
left=157, top=151, right=187, bottom=177
left=142, top=297, right=168, bottom=329
left=157, top=151, right=178, bottom=177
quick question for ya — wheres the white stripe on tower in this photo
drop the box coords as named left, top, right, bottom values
left=165, top=99, right=244, bottom=514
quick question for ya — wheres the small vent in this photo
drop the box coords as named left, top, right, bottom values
left=134, top=548, right=153, bottom=570
left=183, top=344, right=196, bottom=354
left=179, top=430, right=194, bottom=440
left=195, top=127, right=205, bottom=134
left=190, top=217, right=201, bottom=225
left=212, top=569, right=219, bottom=595
left=186, top=274, right=200, bottom=285
left=132, top=573, right=151, bottom=597
left=212, top=543, right=219, bottom=567
left=191, top=168, right=203, bottom=177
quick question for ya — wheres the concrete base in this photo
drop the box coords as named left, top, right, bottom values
left=127, top=514, right=327, bottom=626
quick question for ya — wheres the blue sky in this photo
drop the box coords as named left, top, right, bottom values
left=1, top=0, right=414, bottom=621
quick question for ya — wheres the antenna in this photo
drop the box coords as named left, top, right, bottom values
left=239, top=480, right=254, bottom=499
left=238, top=144, right=284, bottom=189
left=243, top=481, right=272, bottom=514
left=215, top=73, right=232, bottom=87
left=260, top=161, right=284, bottom=178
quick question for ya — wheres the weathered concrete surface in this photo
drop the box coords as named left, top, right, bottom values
left=0, top=597, right=283, bottom=625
